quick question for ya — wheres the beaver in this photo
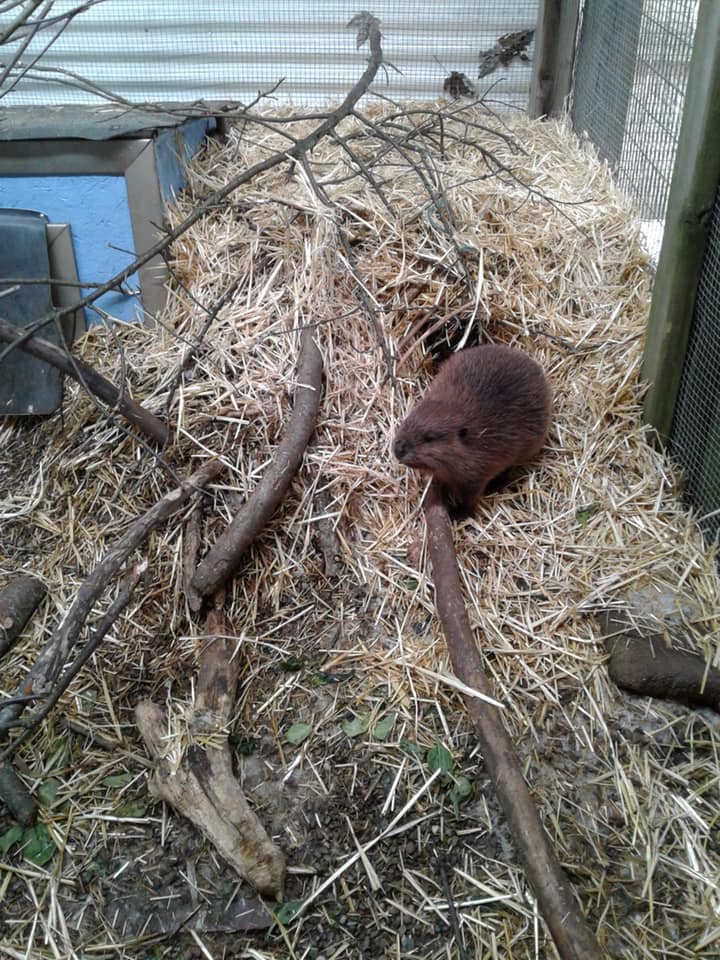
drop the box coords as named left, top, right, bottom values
left=393, top=344, right=551, bottom=517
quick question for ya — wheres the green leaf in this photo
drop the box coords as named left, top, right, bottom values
left=426, top=743, right=454, bottom=776
left=399, top=738, right=423, bottom=757
left=36, top=778, right=61, bottom=808
left=449, top=775, right=473, bottom=807
left=371, top=713, right=395, bottom=742
left=0, top=825, right=24, bottom=853
left=274, top=899, right=304, bottom=925
left=285, top=722, right=313, bottom=746
left=279, top=657, right=306, bottom=672
left=229, top=734, right=257, bottom=755
left=22, top=824, right=56, bottom=866
left=102, top=773, right=134, bottom=789
left=78, top=689, right=97, bottom=715
left=311, top=670, right=353, bottom=686
left=575, top=503, right=600, bottom=527
left=340, top=715, right=369, bottom=738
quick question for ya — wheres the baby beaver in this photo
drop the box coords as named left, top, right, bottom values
left=393, top=344, right=551, bottom=517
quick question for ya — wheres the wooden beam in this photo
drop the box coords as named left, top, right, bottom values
left=642, top=0, right=720, bottom=443
left=529, top=0, right=581, bottom=119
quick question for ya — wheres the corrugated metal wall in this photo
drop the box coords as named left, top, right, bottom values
left=0, top=1, right=538, bottom=111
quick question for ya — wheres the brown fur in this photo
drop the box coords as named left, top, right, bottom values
left=393, top=345, right=551, bottom=516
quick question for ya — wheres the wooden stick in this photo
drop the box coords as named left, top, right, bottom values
left=423, top=486, right=603, bottom=960
left=0, top=315, right=169, bottom=445
left=191, top=327, right=323, bottom=603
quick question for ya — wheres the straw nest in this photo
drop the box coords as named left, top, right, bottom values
left=2, top=100, right=720, bottom=960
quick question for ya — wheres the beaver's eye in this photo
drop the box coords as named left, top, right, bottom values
left=458, top=427, right=468, bottom=440
left=422, top=433, right=435, bottom=443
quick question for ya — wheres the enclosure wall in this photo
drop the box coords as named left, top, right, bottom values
left=669, top=187, right=720, bottom=546
left=0, top=1, right=538, bottom=111
left=571, top=0, right=697, bottom=237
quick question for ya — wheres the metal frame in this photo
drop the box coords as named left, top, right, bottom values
left=47, top=223, right=84, bottom=342
left=0, top=138, right=166, bottom=320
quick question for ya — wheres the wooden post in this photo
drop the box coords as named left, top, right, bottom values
left=529, top=0, right=581, bottom=118
left=570, top=0, right=643, bottom=168
left=642, top=0, right=720, bottom=443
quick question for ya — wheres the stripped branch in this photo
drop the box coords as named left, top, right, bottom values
left=423, top=485, right=603, bottom=960
left=0, top=574, right=46, bottom=658
left=0, top=459, right=224, bottom=756
left=191, top=326, right=323, bottom=603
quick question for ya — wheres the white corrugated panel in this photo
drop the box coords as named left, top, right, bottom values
left=0, top=0, right=538, bottom=110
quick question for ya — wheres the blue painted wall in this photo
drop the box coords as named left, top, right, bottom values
left=0, top=174, right=142, bottom=324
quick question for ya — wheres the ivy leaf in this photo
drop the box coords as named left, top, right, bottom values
left=399, top=738, right=423, bottom=757
left=279, top=657, right=306, bottom=672
left=229, top=734, right=257, bottom=755
left=372, top=713, right=395, bottom=742
left=449, top=775, right=473, bottom=808
left=576, top=503, right=600, bottom=527
left=36, top=778, right=61, bottom=808
left=426, top=743, right=454, bottom=776
left=22, top=824, right=56, bottom=866
left=340, top=715, right=369, bottom=738
left=0, top=825, right=24, bottom=854
left=285, top=722, right=313, bottom=746
left=274, top=899, right=304, bottom=925
left=312, top=670, right=353, bottom=686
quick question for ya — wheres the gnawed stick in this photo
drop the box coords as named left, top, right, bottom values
left=0, top=459, right=224, bottom=749
left=423, top=486, right=604, bottom=960
left=191, top=326, right=323, bottom=604
left=598, top=608, right=720, bottom=711
left=136, top=607, right=286, bottom=899
left=0, top=574, right=46, bottom=658
left=0, top=315, right=169, bottom=446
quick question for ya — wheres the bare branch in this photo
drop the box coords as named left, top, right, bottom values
left=191, top=325, right=323, bottom=604
left=0, top=458, right=224, bottom=754
left=0, top=314, right=169, bottom=445
left=423, top=485, right=603, bottom=960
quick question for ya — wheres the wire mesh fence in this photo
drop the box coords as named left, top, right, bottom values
left=670, top=187, right=720, bottom=547
left=571, top=0, right=697, bottom=229
left=0, top=1, right=538, bottom=111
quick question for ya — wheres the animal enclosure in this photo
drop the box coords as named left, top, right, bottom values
left=1, top=3, right=719, bottom=960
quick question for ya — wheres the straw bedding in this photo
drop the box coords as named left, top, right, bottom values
left=1, top=100, right=719, bottom=959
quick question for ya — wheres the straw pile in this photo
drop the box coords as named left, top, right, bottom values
left=1, top=100, right=719, bottom=959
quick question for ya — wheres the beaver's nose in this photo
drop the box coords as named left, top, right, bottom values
left=393, top=436, right=407, bottom=459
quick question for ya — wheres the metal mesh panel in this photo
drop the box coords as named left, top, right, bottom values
left=571, top=0, right=696, bottom=222
left=0, top=1, right=538, bottom=110
left=670, top=187, right=720, bottom=547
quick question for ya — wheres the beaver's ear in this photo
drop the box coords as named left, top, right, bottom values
left=458, top=426, right=468, bottom=440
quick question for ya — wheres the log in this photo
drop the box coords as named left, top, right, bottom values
left=598, top=608, right=720, bottom=711
left=0, top=574, right=46, bottom=658
left=136, top=607, right=286, bottom=899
